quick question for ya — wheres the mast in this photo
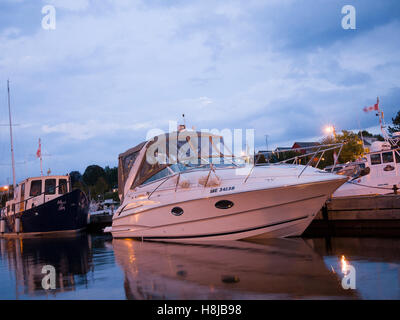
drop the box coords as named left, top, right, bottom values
left=7, top=80, right=16, bottom=190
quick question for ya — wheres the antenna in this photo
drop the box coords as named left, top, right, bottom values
left=7, top=80, right=16, bottom=190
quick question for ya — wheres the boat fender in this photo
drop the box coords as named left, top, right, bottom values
left=179, top=180, right=191, bottom=188
left=15, top=217, right=20, bottom=234
left=198, top=176, right=221, bottom=187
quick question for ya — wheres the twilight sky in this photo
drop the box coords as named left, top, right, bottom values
left=0, top=0, right=400, bottom=185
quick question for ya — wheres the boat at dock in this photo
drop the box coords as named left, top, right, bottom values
left=331, top=99, right=400, bottom=198
left=332, top=140, right=400, bottom=197
left=105, top=128, right=347, bottom=241
left=1, top=175, right=89, bottom=236
left=89, top=199, right=119, bottom=216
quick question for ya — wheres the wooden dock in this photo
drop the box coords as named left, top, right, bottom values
left=304, top=194, right=400, bottom=237
left=87, top=213, right=112, bottom=232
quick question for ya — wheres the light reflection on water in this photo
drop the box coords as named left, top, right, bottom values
left=0, top=234, right=399, bottom=299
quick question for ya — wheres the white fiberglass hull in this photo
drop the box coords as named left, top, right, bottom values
left=332, top=176, right=400, bottom=198
left=109, top=178, right=346, bottom=241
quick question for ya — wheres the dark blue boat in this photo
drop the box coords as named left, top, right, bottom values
left=2, top=176, right=89, bottom=235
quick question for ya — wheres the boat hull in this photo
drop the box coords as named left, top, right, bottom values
left=333, top=178, right=399, bottom=198
left=4, top=189, right=89, bottom=234
left=110, top=178, right=346, bottom=241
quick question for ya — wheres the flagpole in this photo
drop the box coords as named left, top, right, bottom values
left=38, top=138, right=43, bottom=176
left=7, top=80, right=16, bottom=190
left=376, top=97, right=390, bottom=141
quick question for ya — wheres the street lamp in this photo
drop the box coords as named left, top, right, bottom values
left=324, top=125, right=336, bottom=135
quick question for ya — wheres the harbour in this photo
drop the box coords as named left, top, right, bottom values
left=1, top=0, right=400, bottom=306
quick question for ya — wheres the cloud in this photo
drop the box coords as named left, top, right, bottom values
left=43, top=0, right=90, bottom=11
left=41, top=120, right=153, bottom=140
left=0, top=0, right=400, bottom=184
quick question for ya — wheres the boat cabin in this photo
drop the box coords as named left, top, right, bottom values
left=117, top=131, right=235, bottom=201
left=366, top=148, right=400, bottom=177
left=4, top=175, right=71, bottom=216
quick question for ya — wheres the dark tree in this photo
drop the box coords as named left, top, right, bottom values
left=83, top=165, right=106, bottom=186
left=357, top=130, right=384, bottom=141
left=388, top=111, right=400, bottom=133
left=104, top=166, right=118, bottom=188
left=69, top=170, right=82, bottom=186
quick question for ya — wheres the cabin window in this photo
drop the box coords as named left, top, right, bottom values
left=29, top=180, right=42, bottom=197
left=370, top=154, right=382, bottom=165
left=59, top=179, right=68, bottom=194
left=382, top=151, right=394, bottom=163
left=141, top=164, right=185, bottom=186
left=45, top=179, right=56, bottom=195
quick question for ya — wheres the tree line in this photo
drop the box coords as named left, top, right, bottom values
left=70, top=165, right=119, bottom=201
left=257, top=129, right=387, bottom=168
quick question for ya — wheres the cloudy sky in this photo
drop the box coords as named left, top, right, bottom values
left=0, top=0, right=399, bottom=185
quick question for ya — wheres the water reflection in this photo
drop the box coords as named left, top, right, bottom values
left=112, top=238, right=357, bottom=299
left=0, top=234, right=92, bottom=298
left=1, top=235, right=399, bottom=299
left=311, top=237, right=400, bottom=299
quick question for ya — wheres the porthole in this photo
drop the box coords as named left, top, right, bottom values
left=171, top=206, right=184, bottom=216
left=215, top=200, right=234, bottom=209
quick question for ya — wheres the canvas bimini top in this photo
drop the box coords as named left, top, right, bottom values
left=117, top=131, right=237, bottom=202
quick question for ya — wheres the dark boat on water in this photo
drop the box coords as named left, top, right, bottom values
left=1, top=175, right=89, bottom=236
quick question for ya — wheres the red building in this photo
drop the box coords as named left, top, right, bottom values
left=291, top=142, right=319, bottom=154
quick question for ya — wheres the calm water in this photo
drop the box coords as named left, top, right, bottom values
left=0, top=234, right=399, bottom=299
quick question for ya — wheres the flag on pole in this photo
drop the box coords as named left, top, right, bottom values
left=36, top=138, right=41, bottom=158
left=363, top=97, right=379, bottom=112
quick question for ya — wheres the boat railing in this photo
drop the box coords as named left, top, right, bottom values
left=248, top=142, right=345, bottom=180
left=3, top=183, right=69, bottom=218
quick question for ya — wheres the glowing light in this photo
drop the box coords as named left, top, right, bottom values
left=324, top=125, right=335, bottom=135
left=341, top=255, right=348, bottom=274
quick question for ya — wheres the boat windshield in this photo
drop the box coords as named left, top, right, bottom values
left=131, top=131, right=244, bottom=188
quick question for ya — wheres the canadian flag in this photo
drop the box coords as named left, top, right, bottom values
left=363, top=97, right=379, bottom=112
left=36, top=138, right=41, bottom=158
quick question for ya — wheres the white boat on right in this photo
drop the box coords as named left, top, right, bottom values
left=331, top=99, right=400, bottom=198
left=332, top=139, right=400, bottom=198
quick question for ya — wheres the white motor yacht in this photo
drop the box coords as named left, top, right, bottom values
left=105, top=130, right=347, bottom=241
left=332, top=140, right=400, bottom=197
left=332, top=101, right=400, bottom=198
